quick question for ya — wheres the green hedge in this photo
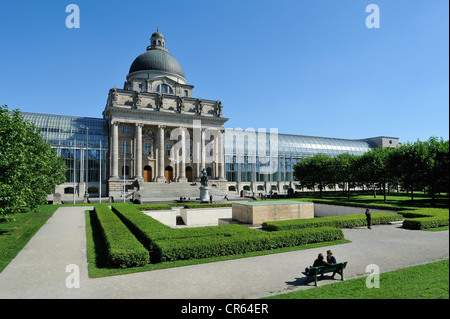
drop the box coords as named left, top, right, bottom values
left=134, top=204, right=174, bottom=211
left=399, top=208, right=449, bottom=230
left=154, top=227, right=344, bottom=262
left=112, top=205, right=255, bottom=252
left=94, top=206, right=149, bottom=268
left=262, top=213, right=404, bottom=231
left=111, top=205, right=343, bottom=263
left=134, top=202, right=232, bottom=211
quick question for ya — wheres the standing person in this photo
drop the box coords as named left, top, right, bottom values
left=209, top=194, right=213, bottom=203
left=365, top=209, right=372, bottom=229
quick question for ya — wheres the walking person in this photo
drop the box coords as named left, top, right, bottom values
left=365, top=208, right=372, bottom=229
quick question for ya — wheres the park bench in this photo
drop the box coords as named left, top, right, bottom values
left=302, top=261, right=348, bottom=286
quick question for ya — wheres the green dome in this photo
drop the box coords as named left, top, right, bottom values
left=128, top=49, right=185, bottom=78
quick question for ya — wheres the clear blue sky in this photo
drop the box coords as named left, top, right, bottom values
left=0, top=0, right=448, bottom=143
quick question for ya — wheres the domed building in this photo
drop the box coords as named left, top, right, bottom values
left=20, top=29, right=399, bottom=202
left=102, top=28, right=229, bottom=199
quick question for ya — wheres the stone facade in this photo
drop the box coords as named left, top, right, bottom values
left=103, top=29, right=228, bottom=200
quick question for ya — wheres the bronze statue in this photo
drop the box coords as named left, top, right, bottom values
left=200, top=168, right=208, bottom=187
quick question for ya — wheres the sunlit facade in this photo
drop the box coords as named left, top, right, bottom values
left=21, top=29, right=399, bottom=201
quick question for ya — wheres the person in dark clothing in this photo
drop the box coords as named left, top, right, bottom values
left=326, top=250, right=337, bottom=264
left=313, top=253, right=331, bottom=267
left=304, top=253, right=331, bottom=276
left=365, top=209, right=372, bottom=229
left=326, top=250, right=338, bottom=279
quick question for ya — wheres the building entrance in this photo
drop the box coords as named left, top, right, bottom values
left=143, top=165, right=152, bottom=182
left=165, top=166, right=173, bottom=182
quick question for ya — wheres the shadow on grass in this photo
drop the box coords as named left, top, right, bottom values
left=88, top=210, right=108, bottom=269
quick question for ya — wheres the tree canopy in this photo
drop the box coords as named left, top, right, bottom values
left=293, top=137, right=449, bottom=205
left=0, top=105, right=66, bottom=216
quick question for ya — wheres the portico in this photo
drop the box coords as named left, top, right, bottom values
left=103, top=29, right=228, bottom=199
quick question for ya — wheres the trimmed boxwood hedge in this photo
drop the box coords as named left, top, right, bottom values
left=111, top=205, right=344, bottom=263
left=94, top=206, right=149, bottom=268
left=399, top=208, right=449, bottom=230
left=261, top=213, right=404, bottom=231
left=134, top=202, right=232, bottom=211
left=112, top=205, right=257, bottom=252
left=154, top=227, right=344, bottom=262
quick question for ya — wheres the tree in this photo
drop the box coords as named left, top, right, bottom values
left=293, top=153, right=333, bottom=198
left=420, top=137, right=449, bottom=206
left=0, top=105, right=66, bottom=217
left=357, top=147, right=394, bottom=202
left=332, top=153, right=356, bottom=199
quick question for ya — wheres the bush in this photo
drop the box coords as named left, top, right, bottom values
left=154, top=227, right=344, bottom=262
left=399, top=208, right=449, bottom=230
left=94, top=206, right=149, bottom=268
left=262, top=213, right=404, bottom=231
left=112, top=205, right=253, bottom=253
left=134, top=204, right=174, bottom=211
left=111, top=205, right=344, bottom=263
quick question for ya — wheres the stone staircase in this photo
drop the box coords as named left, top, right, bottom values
left=137, top=182, right=227, bottom=201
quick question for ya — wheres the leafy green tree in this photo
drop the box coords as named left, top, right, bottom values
left=293, top=153, right=333, bottom=198
left=357, top=146, right=395, bottom=202
left=332, top=153, right=356, bottom=199
left=420, top=137, right=449, bottom=206
left=0, top=105, right=66, bottom=217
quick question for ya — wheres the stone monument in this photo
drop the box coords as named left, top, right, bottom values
left=199, top=168, right=210, bottom=202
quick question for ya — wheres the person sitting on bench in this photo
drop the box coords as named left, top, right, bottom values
left=305, top=253, right=331, bottom=275
left=326, top=250, right=338, bottom=279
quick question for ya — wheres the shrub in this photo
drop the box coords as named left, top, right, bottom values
left=134, top=204, right=174, bottom=211
left=94, top=206, right=149, bottom=268
left=111, top=205, right=344, bottom=263
left=399, top=208, right=449, bottom=230
left=262, top=213, right=404, bottom=231
left=112, top=205, right=253, bottom=253
left=154, top=227, right=344, bottom=262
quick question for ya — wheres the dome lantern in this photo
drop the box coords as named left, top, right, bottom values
left=147, top=27, right=168, bottom=52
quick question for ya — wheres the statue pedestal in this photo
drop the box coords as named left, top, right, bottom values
left=199, top=186, right=210, bottom=202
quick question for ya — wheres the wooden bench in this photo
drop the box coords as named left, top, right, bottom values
left=302, top=261, right=347, bottom=286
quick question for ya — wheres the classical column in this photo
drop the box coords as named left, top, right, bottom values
left=110, top=121, right=119, bottom=179
left=156, top=125, right=166, bottom=182
left=178, top=127, right=188, bottom=182
left=135, top=123, right=143, bottom=182
left=201, top=128, right=206, bottom=173
left=218, top=129, right=226, bottom=180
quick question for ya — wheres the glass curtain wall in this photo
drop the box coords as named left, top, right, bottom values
left=21, top=112, right=109, bottom=183
left=224, top=129, right=373, bottom=183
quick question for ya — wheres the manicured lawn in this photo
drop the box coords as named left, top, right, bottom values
left=264, top=259, right=449, bottom=299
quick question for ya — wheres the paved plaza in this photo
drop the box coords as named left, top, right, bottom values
left=0, top=206, right=448, bottom=299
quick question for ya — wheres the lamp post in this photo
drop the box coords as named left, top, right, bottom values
left=73, top=139, right=76, bottom=204
left=99, top=140, right=102, bottom=204
left=84, top=127, right=89, bottom=200
left=123, top=144, right=126, bottom=203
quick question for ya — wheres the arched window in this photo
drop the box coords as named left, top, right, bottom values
left=156, top=84, right=173, bottom=94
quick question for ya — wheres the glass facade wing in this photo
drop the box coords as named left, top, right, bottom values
left=21, top=112, right=109, bottom=148
left=224, top=129, right=373, bottom=182
left=20, top=112, right=109, bottom=184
